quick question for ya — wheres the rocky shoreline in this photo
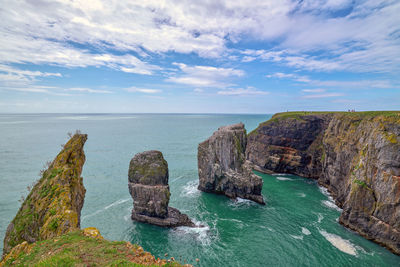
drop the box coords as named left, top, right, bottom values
left=247, top=111, right=400, bottom=255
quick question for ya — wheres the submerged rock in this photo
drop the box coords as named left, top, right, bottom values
left=3, top=133, right=87, bottom=256
left=247, top=111, right=400, bottom=255
left=197, top=123, right=264, bottom=204
left=128, top=150, right=195, bottom=227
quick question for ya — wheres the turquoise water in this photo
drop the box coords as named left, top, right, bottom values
left=0, top=114, right=399, bottom=266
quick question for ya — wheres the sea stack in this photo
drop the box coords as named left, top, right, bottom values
left=198, top=123, right=264, bottom=204
left=3, top=133, right=87, bottom=256
left=128, top=150, right=195, bottom=227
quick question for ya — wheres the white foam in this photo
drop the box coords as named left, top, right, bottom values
left=319, top=186, right=342, bottom=212
left=317, top=213, right=324, bottom=223
left=290, top=235, right=303, bottom=240
left=174, top=221, right=211, bottom=246
left=297, top=193, right=306, bottom=197
left=276, top=177, right=295, bottom=181
left=319, top=229, right=357, bottom=256
left=181, top=180, right=200, bottom=196
left=302, top=227, right=311, bottom=235
left=228, top=197, right=256, bottom=208
left=322, top=200, right=343, bottom=212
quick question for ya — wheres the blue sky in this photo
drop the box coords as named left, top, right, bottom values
left=0, top=0, right=399, bottom=113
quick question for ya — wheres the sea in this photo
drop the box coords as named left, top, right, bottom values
left=0, top=113, right=399, bottom=266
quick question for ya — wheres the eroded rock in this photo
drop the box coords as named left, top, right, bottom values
left=247, top=112, right=400, bottom=255
left=3, top=133, right=87, bottom=256
left=129, top=150, right=195, bottom=227
left=198, top=123, right=264, bottom=204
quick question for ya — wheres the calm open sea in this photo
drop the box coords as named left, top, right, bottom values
left=0, top=114, right=399, bottom=266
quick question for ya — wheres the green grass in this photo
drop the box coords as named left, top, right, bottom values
left=248, top=111, right=400, bottom=136
left=2, top=231, right=182, bottom=267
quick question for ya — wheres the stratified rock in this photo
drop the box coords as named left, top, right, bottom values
left=198, top=123, right=264, bottom=204
left=128, top=150, right=194, bottom=227
left=247, top=111, right=400, bottom=255
left=3, top=133, right=87, bottom=256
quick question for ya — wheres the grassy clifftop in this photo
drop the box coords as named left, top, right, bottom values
left=1, top=228, right=180, bottom=266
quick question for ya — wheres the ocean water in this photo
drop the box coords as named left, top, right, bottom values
left=0, top=113, right=399, bottom=266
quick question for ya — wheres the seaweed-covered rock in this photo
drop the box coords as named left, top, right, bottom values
left=129, top=151, right=194, bottom=227
left=198, top=123, right=264, bottom=204
left=3, top=134, right=87, bottom=256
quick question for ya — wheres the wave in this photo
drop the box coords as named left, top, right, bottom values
left=173, top=221, right=211, bottom=246
left=297, top=193, right=306, bottom=197
left=181, top=180, right=200, bottom=196
left=290, top=235, right=303, bottom=240
left=302, top=227, right=311, bottom=235
left=228, top=197, right=257, bottom=208
left=319, top=186, right=342, bottom=212
left=276, top=177, right=295, bottom=181
left=82, top=198, right=130, bottom=221
left=322, top=200, right=343, bottom=212
left=317, top=213, right=324, bottom=223
left=319, top=229, right=357, bottom=256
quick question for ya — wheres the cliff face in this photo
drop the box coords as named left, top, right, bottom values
left=247, top=112, right=400, bottom=255
left=129, top=150, right=194, bottom=227
left=247, top=114, right=332, bottom=178
left=198, top=123, right=264, bottom=204
left=3, top=134, right=87, bottom=256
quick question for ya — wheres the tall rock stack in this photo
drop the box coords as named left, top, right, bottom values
left=198, top=123, right=264, bottom=204
left=3, top=133, right=87, bottom=256
left=128, top=150, right=194, bottom=227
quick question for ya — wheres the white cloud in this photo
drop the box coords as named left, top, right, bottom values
left=266, top=72, right=393, bottom=89
left=167, top=63, right=244, bottom=88
left=217, top=87, right=269, bottom=96
left=69, top=87, right=112, bottom=94
left=302, top=89, right=325, bottom=93
left=302, top=93, right=344, bottom=99
left=125, top=87, right=162, bottom=94
left=193, top=88, right=204, bottom=93
left=0, top=0, right=398, bottom=83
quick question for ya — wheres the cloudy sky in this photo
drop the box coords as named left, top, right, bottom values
left=0, top=0, right=399, bottom=113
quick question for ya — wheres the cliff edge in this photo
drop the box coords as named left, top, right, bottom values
left=247, top=111, right=400, bottom=255
left=3, top=133, right=87, bottom=256
left=198, top=123, right=264, bottom=204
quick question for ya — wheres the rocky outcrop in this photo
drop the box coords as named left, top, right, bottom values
left=198, top=123, right=264, bottom=204
left=247, top=111, right=400, bottom=255
left=3, top=133, right=87, bottom=256
left=129, top=150, right=195, bottom=227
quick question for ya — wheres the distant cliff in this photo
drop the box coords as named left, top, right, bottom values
left=247, top=111, right=400, bottom=255
left=198, top=123, right=264, bottom=204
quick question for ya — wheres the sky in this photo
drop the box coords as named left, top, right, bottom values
left=0, top=0, right=399, bottom=113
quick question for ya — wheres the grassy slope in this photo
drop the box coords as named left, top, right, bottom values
left=249, top=111, right=400, bottom=135
left=1, top=229, right=182, bottom=267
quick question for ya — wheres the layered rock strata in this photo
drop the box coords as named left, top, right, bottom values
left=198, top=123, right=264, bottom=204
left=3, top=133, right=87, bottom=256
left=247, top=112, right=400, bottom=255
left=129, top=150, right=194, bottom=227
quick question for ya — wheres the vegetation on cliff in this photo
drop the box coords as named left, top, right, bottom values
left=3, top=133, right=87, bottom=256
left=2, top=134, right=188, bottom=266
left=1, top=228, right=181, bottom=266
left=246, top=111, right=400, bottom=255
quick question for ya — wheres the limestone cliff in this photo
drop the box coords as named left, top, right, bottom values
left=198, top=123, right=264, bottom=204
left=129, top=150, right=195, bottom=227
left=3, top=133, right=87, bottom=256
left=247, top=111, right=400, bottom=255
